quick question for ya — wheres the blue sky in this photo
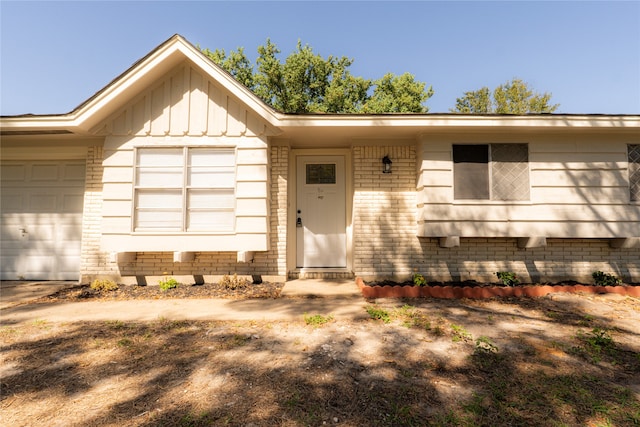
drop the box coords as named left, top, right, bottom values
left=1, top=1, right=639, bottom=115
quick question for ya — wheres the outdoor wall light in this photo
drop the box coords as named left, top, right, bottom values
left=382, top=155, right=392, bottom=173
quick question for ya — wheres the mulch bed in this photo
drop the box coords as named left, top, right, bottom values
left=40, top=281, right=285, bottom=302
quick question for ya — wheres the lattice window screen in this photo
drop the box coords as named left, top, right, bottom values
left=491, top=144, right=530, bottom=201
left=630, top=144, right=640, bottom=202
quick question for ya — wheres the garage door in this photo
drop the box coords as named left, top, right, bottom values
left=1, top=160, right=86, bottom=280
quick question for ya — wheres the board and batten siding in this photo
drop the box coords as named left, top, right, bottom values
left=98, top=61, right=271, bottom=253
left=416, top=136, right=640, bottom=239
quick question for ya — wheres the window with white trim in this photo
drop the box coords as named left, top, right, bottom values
left=630, top=144, right=640, bottom=202
left=134, top=147, right=236, bottom=232
left=453, top=144, right=530, bottom=201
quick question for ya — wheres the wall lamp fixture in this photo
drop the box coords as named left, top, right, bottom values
left=382, top=155, right=392, bottom=173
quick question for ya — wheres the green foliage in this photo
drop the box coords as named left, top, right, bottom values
left=202, top=39, right=433, bottom=113
left=496, top=271, right=520, bottom=286
left=220, top=273, right=250, bottom=290
left=592, top=271, right=622, bottom=286
left=303, top=313, right=334, bottom=327
left=366, top=306, right=391, bottom=323
left=451, top=324, right=472, bottom=342
left=412, top=272, right=426, bottom=286
left=393, top=304, right=431, bottom=330
left=571, top=328, right=616, bottom=363
left=452, top=78, right=559, bottom=114
left=474, top=336, right=499, bottom=355
left=158, top=277, right=179, bottom=292
left=362, top=72, right=433, bottom=113
left=90, top=278, right=119, bottom=292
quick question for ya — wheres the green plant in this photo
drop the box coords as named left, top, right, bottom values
left=158, top=277, right=179, bottom=291
left=474, top=336, right=499, bottom=355
left=90, top=278, right=119, bottom=291
left=220, top=273, right=250, bottom=290
left=451, top=324, right=472, bottom=342
left=592, top=271, right=622, bottom=286
left=303, top=313, right=334, bottom=327
left=412, top=272, right=426, bottom=286
left=496, top=271, right=519, bottom=286
left=366, top=306, right=391, bottom=323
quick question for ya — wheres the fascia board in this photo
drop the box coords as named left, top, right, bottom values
left=277, top=114, right=640, bottom=131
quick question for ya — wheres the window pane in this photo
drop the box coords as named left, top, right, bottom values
left=188, top=189, right=235, bottom=209
left=306, top=164, right=336, bottom=184
left=491, top=144, right=530, bottom=201
left=189, top=168, right=235, bottom=188
left=453, top=145, right=489, bottom=199
left=187, top=210, right=235, bottom=231
left=136, top=167, right=183, bottom=187
left=630, top=145, right=640, bottom=202
left=189, top=149, right=235, bottom=167
left=137, top=148, right=183, bottom=166
left=135, top=209, right=182, bottom=230
left=136, top=190, right=182, bottom=208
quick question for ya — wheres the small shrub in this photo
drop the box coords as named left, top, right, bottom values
left=451, top=324, right=472, bottom=342
left=304, top=313, right=334, bottom=327
left=592, top=271, right=622, bottom=286
left=412, top=273, right=427, bottom=286
left=366, top=306, right=391, bottom=323
left=220, top=273, right=250, bottom=290
left=90, top=279, right=119, bottom=292
left=158, top=277, right=179, bottom=291
left=474, top=336, right=499, bottom=355
left=496, top=271, right=520, bottom=286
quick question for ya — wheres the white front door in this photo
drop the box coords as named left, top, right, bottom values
left=296, top=156, right=346, bottom=268
left=1, top=160, right=86, bottom=280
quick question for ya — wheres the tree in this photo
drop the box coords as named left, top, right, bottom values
left=451, top=79, right=559, bottom=114
left=363, top=73, right=433, bottom=113
left=201, top=40, right=432, bottom=113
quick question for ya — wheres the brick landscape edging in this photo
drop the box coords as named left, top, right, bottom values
left=356, top=277, right=640, bottom=299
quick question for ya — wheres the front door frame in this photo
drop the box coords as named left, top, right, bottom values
left=287, top=149, right=353, bottom=276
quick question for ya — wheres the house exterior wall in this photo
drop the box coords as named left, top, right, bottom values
left=351, top=140, right=639, bottom=283
left=78, top=61, right=287, bottom=284
left=417, top=134, right=640, bottom=238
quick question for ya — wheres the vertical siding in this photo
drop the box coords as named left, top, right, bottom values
left=103, top=61, right=267, bottom=138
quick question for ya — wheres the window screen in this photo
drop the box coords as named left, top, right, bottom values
left=453, top=145, right=489, bottom=200
left=630, top=144, right=640, bottom=202
left=453, top=144, right=530, bottom=201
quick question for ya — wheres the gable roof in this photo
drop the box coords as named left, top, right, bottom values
left=1, top=34, right=282, bottom=136
left=2, top=34, right=639, bottom=139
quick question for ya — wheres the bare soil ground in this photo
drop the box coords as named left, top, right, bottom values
left=1, top=286, right=639, bottom=426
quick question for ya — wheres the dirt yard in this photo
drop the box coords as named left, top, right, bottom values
left=1, top=290, right=639, bottom=426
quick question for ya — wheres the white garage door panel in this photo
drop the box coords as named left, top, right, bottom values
left=1, top=161, right=85, bottom=280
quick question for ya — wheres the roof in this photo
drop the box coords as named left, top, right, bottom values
left=2, top=34, right=640, bottom=138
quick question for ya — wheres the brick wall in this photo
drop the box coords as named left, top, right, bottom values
left=352, top=145, right=640, bottom=283
left=80, top=146, right=120, bottom=281
left=353, top=145, right=419, bottom=278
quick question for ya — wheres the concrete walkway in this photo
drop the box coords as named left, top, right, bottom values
left=0, top=279, right=368, bottom=325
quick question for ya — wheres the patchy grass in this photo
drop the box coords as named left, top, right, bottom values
left=1, top=295, right=639, bottom=426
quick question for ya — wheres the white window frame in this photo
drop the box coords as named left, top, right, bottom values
left=133, top=146, right=236, bottom=233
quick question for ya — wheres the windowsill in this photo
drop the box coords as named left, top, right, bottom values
left=131, top=231, right=236, bottom=236
left=452, top=200, right=532, bottom=206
